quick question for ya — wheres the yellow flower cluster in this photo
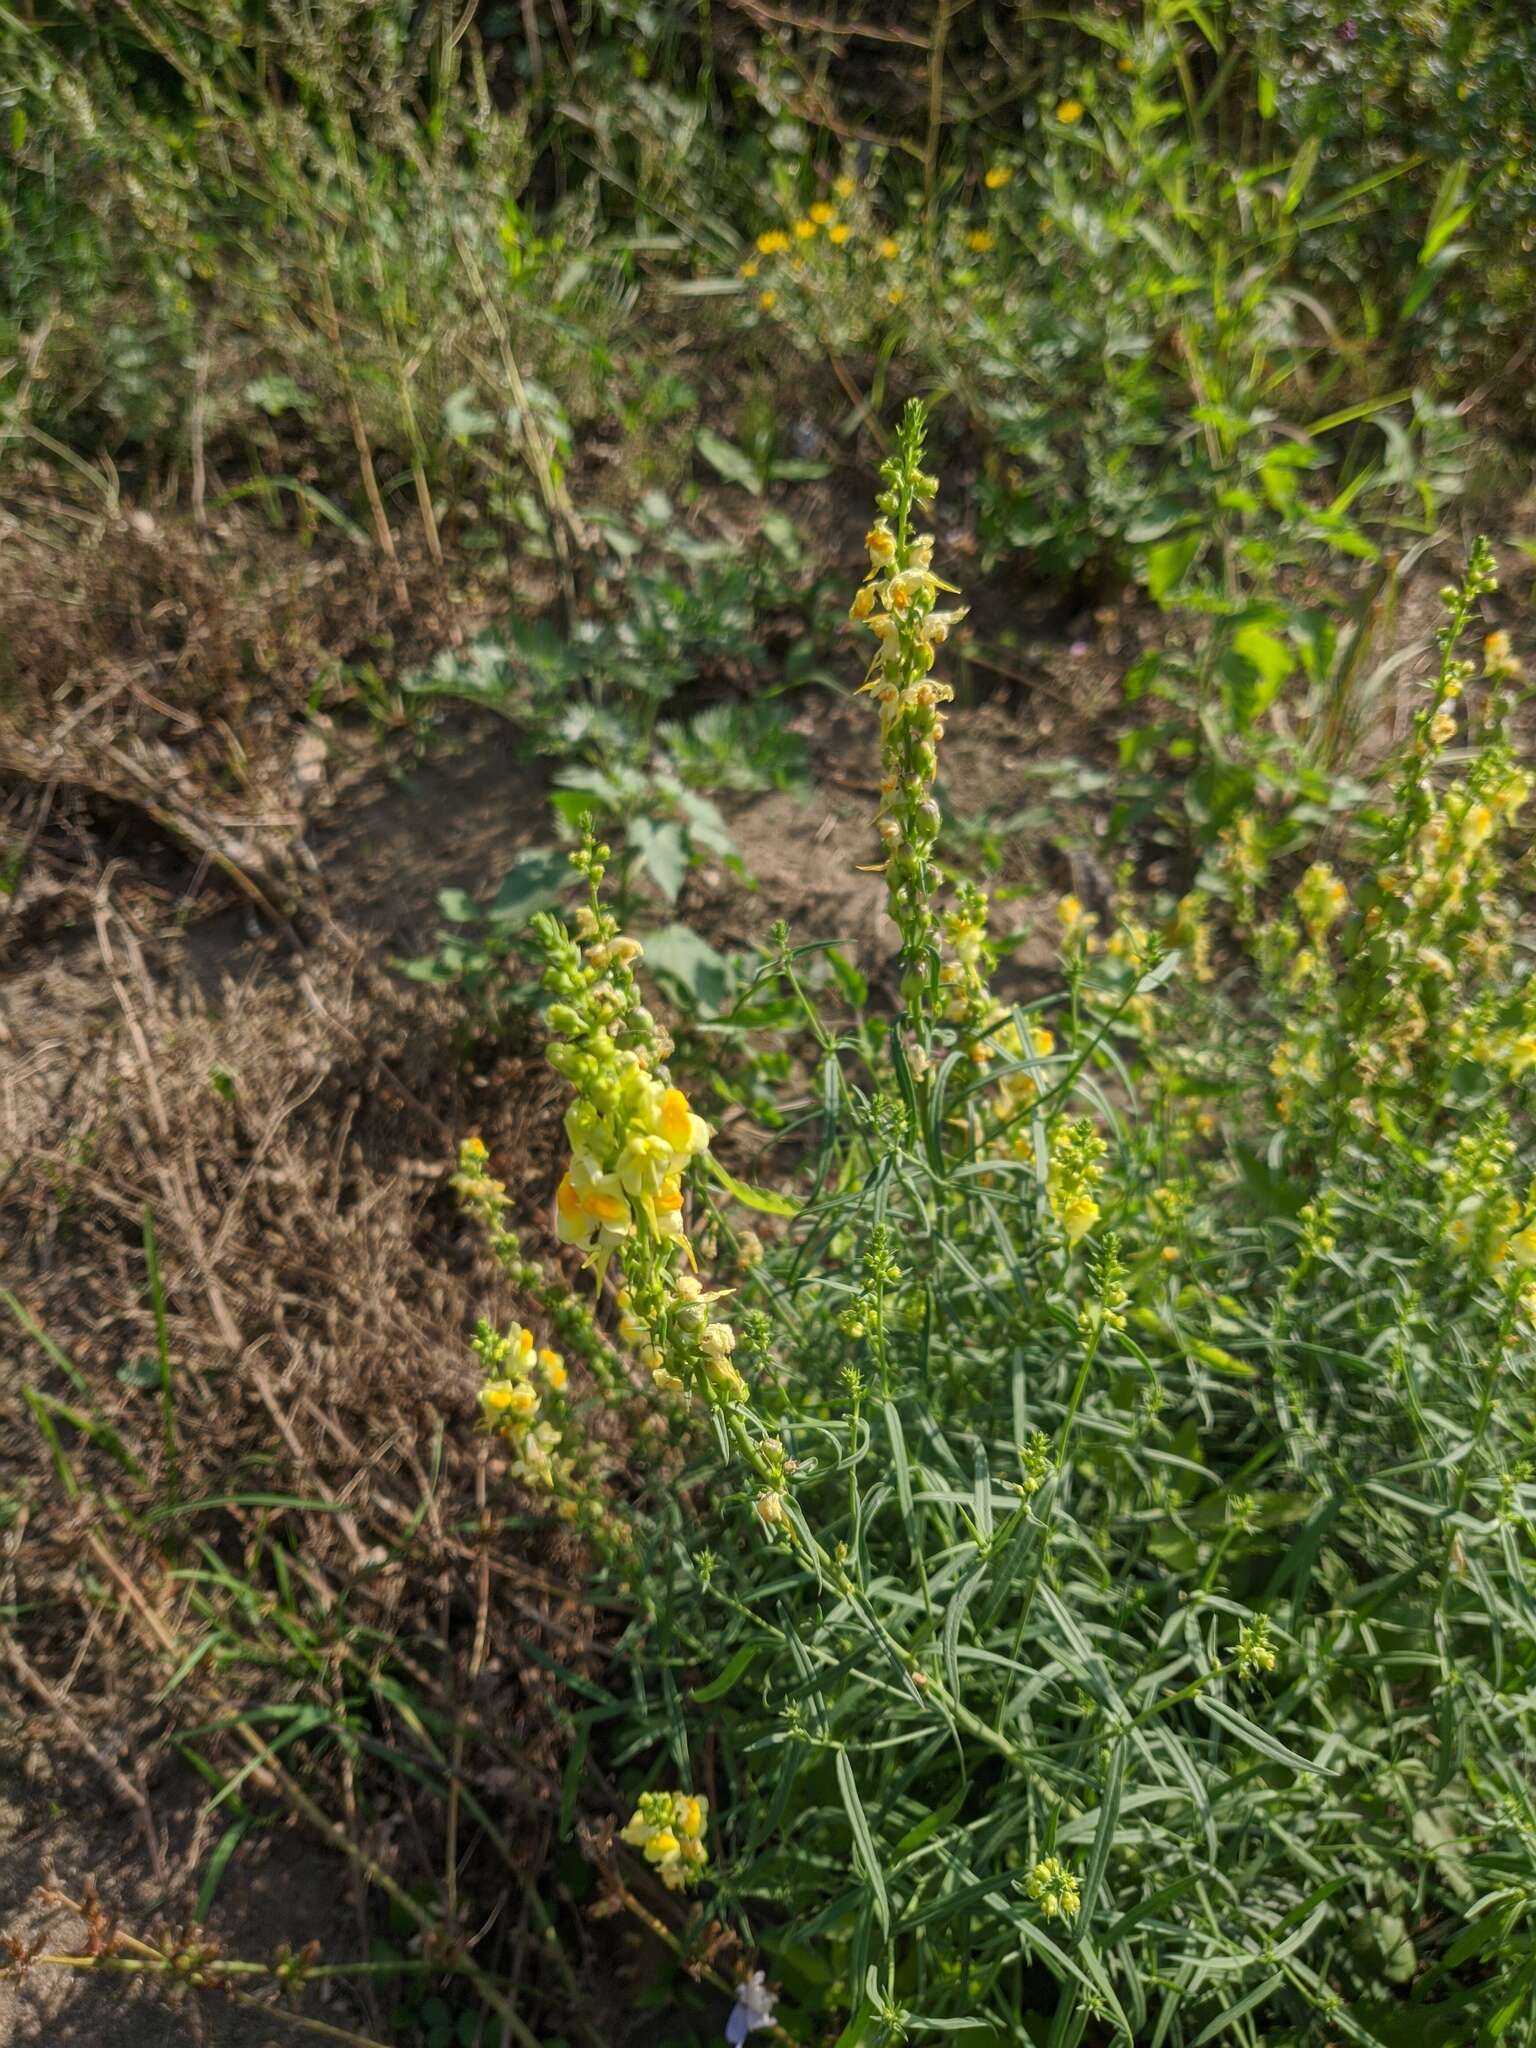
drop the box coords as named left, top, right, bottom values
left=453, top=1135, right=632, bottom=1402
left=1336, top=584, right=1531, bottom=1110
left=1025, top=1854, right=1081, bottom=1919
left=1391, top=770, right=1530, bottom=931
left=994, top=1016, right=1056, bottom=1122
left=1168, top=891, right=1214, bottom=984
left=534, top=842, right=749, bottom=1406
left=1047, top=1117, right=1106, bottom=1245
left=1266, top=863, right=1350, bottom=1121
left=1220, top=814, right=1267, bottom=928
left=1483, top=629, right=1522, bottom=683
left=475, top=1318, right=571, bottom=1492
left=1443, top=1122, right=1536, bottom=1282
left=741, top=159, right=1008, bottom=323
left=620, top=1788, right=709, bottom=1891
left=1446, top=996, right=1536, bottom=1089
left=556, top=1078, right=710, bottom=1272
left=1296, top=862, right=1347, bottom=943
left=1056, top=892, right=1098, bottom=954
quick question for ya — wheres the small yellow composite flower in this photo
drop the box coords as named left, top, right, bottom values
left=739, top=257, right=759, bottom=278
left=965, top=228, right=995, bottom=254
left=755, top=228, right=789, bottom=255
left=758, top=288, right=777, bottom=310
left=1055, top=97, right=1085, bottom=123
left=984, top=164, right=1012, bottom=189
left=886, top=284, right=905, bottom=305
left=808, top=200, right=834, bottom=225
left=877, top=236, right=900, bottom=259
left=793, top=215, right=818, bottom=240
left=833, top=173, right=856, bottom=198
left=827, top=221, right=850, bottom=244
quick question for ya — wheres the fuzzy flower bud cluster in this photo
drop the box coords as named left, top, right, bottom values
left=1024, top=1854, right=1081, bottom=1921
left=1236, top=1613, right=1278, bottom=1684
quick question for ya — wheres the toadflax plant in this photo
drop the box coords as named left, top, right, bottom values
left=468, top=405, right=1536, bottom=2045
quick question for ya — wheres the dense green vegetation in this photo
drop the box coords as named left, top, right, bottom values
left=3, top=4, right=1535, bottom=2046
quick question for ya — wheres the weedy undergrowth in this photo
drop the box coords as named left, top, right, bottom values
left=492, top=401, right=1536, bottom=2045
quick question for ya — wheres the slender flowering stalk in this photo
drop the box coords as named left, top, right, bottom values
left=849, top=398, right=968, bottom=1030
left=533, top=835, right=749, bottom=1406
left=453, top=1136, right=627, bottom=1399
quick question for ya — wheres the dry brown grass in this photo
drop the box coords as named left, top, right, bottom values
left=0, top=484, right=631, bottom=2035
left=0, top=906, right=631, bottom=2036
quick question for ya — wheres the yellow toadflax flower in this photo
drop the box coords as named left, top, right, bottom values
left=1047, top=1118, right=1106, bottom=1246
left=538, top=1348, right=568, bottom=1391
left=620, top=1789, right=710, bottom=1891
left=1483, top=629, right=1521, bottom=681
left=533, top=841, right=751, bottom=1406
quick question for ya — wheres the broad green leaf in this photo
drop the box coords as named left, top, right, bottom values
left=1145, top=533, right=1201, bottom=602
left=629, top=816, right=689, bottom=904
left=640, top=923, right=733, bottom=1013
left=488, top=848, right=571, bottom=924
left=695, top=427, right=762, bottom=492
